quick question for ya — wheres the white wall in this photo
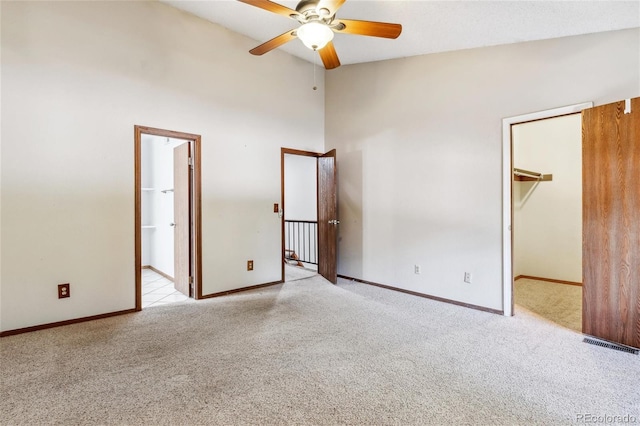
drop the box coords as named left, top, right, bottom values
left=0, top=1, right=324, bottom=331
left=325, top=28, right=640, bottom=311
left=284, top=154, right=317, bottom=221
left=513, top=114, right=582, bottom=282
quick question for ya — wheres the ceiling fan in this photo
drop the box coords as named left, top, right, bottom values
left=237, top=0, right=402, bottom=70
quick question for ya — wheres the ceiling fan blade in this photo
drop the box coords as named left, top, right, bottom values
left=319, top=41, right=340, bottom=70
left=237, top=0, right=299, bottom=19
left=334, top=19, right=402, bottom=39
left=250, top=30, right=297, bottom=55
left=317, top=0, right=346, bottom=16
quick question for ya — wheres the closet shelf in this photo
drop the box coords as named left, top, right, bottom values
left=513, top=168, right=552, bottom=182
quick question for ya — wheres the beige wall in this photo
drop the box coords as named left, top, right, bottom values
left=0, top=1, right=325, bottom=331
left=513, top=114, right=582, bottom=282
left=325, top=28, right=640, bottom=311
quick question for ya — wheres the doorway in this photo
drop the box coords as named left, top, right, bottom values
left=511, top=114, right=583, bottom=331
left=501, top=102, right=592, bottom=317
left=281, top=148, right=338, bottom=284
left=283, top=152, right=319, bottom=282
left=134, top=126, right=203, bottom=310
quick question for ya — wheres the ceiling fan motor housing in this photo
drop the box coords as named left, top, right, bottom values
left=295, top=0, right=332, bottom=23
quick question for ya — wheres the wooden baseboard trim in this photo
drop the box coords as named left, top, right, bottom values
left=337, top=275, right=503, bottom=315
left=514, top=275, right=582, bottom=286
left=146, top=265, right=174, bottom=282
left=0, top=309, right=137, bottom=338
left=199, top=280, right=284, bottom=299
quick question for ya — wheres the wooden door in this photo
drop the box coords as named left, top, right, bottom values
left=173, top=142, right=191, bottom=297
left=582, top=98, right=639, bottom=348
left=317, top=149, right=338, bottom=283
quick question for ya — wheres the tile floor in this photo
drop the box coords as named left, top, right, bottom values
left=142, top=268, right=190, bottom=308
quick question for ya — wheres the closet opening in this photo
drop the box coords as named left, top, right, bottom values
left=511, top=114, right=582, bottom=332
left=134, top=126, right=202, bottom=310
left=502, top=102, right=592, bottom=320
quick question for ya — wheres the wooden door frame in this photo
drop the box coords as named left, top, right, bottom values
left=501, top=102, right=592, bottom=317
left=280, top=148, right=324, bottom=282
left=134, top=125, right=203, bottom=310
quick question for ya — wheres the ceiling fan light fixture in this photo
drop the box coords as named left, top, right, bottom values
left=297, top=22, right=334, bottom=50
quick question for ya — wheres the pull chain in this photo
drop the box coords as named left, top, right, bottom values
left=313, top=52, right=317, bottom=91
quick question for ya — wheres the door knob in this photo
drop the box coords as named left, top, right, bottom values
left=170, top=222, right=176, bottom=227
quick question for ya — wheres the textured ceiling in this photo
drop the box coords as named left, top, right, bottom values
left=161, top=0, right=640, bottom=66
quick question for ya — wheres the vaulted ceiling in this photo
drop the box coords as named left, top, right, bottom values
left=162, top=0, right=640, bottom=67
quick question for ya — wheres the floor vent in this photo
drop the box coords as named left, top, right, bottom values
left=583, top=337, right=639, bottom=355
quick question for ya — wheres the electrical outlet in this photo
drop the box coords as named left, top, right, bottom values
left=58, top=283, right=70, bottom=298
left=247, top=260, right=254, bottom=271
left=464, top=272, right=472, bottom=283
left=414, top=265, right=421, bottom=274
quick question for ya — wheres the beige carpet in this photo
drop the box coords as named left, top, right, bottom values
left=514, top=278, right=582, bottom=332
left=1, top=275, right=638, bottom=425
left=284, top=263, right=317, bottom=282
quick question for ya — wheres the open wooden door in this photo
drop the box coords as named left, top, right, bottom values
left=582, top=97, right=639, bottom=348
left=317, top=149, right=338, bottom=284
left=173, top=142, right=191, bottom=297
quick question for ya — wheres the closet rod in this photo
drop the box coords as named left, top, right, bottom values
left=513, top=168, right=552, bottom=182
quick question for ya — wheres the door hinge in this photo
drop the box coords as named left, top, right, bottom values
left=189, top=276, right=194, bottom=284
